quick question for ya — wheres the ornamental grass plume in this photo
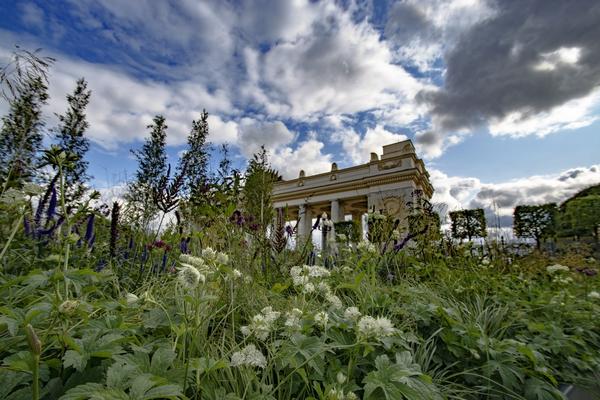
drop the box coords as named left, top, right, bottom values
left=230, top=344, right=267, bottom=369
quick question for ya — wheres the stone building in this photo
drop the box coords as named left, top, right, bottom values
left=272, top=139, right=433, bottom=241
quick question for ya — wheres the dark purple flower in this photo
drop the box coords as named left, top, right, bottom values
left=577, top=267, right=598, bottom=277
left=249, top=223, right=259, bottom=231
left=161, top=250, right=168, bottom=272
left=23, top=216, right=31, bottom=236
left=95, top=259, right=107, bottom=272
left=84, top=214, right=95, bottom=245
left=180, top=236, right=190, bottom=254
left=285, top=225, right=294, bottom=236
left=141, top=246, right=148, bottom=262
left=46, top=186, right=57, bottom=222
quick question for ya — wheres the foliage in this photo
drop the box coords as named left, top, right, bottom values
left=53, top=78, right=92, bottom=203
left=179, top=110, right=210, bottom=204
left=513, top=203, right=557, bottom=249
left=558, top=195, right=600, bottom=239
left=0, top=76, right=48, bottom=190
left=449, top=208, right=487, bottom=241
left=126, top=115, right=168, bottom=220
left=0, top=46, right=54, bottom=102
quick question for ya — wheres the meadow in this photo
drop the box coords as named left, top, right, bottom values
left=0, top=183, right=599, bottom=400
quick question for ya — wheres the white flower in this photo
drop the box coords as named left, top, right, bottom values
left=588, top=291, right=600, bottom=299
left=546, top=264, right=570, bottom=274
left=346, top=392, right=358, bottom=400
left=201, top=247, right=217, bottom=261
left=336, top=371, right=347, bottom=384
left=216, top=252, right=229, bottom=265
left=240, top=326, right=251, bottom=336
left=178, top=265, right=204, bottom=289
left=314, top=311, right=329, bottom=328
left=302, top=282, right=315, bottom=294
left=391, top=230, right=401, bottom=241
left=305, top=265, right=331, bottom=278
left=179, top=254, right=206, bottom=270
left=317, top=282, right=332, bottom=295
left=481, top=257, right=490, bottom=266
left=285, top=308, right=303, bottom=329
left=357, top=316, right=396, bottom=339
left=244, top=307, right=281, bottom=340
left=230, top=344, right=267, bottom=369
left=357, top=240, right=376, bottom=253
left=326, top=294, right=343, bottom=309
left=337, top=233, right=347, bottom=241
left=344, top=307, right=361, bottom=321
left=125, top=293, right=139, bottom=304
left=232, top=269, right=243, bottom=279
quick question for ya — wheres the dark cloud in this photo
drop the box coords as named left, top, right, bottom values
left=420, top=0, right=600, bottom=132
left=384, top=2, right=432, bottom=44
left=558, top=168, right=585, bottom=181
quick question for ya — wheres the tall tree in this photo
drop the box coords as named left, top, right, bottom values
left=54, top=78, right=91, bottom=201
left=180, top=110, right=210, bottom=203
left=0, top=76, right=48, bottom=190
left=449, top=208, right=487, bottom=241
left=242, top=146, right=280, bottom=236
left=127, top=115, right=168, bottom=213
left=513, top=203, right=557, bottom=250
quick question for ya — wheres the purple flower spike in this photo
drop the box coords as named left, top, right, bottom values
left=84, top=214, right=95, bottom=245
left=46, top=186, right=57, bottom=222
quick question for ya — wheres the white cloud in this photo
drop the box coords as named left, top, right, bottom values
left=489, top=89, right=600, bottom=138
left=20, top=3, right=45, bottom=30
left=430, top=165, right=600, bottom=227
left=237, top=119, right=295, bottom=157
left=259, top=9, right=423, bottom=120
left=333, top=125, right=408, bottom=164
left=270, top=135, right=333, bottom=179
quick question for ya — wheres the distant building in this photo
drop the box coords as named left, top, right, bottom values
left=272, top=139, right=433, bottom=241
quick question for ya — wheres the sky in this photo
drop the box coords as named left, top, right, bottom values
left=0, top=0, right=599, bottom=231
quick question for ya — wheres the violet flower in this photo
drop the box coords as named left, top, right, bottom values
left=46, top=186, right=57, bottom=222
left=84, top=214, right=95, bottom=246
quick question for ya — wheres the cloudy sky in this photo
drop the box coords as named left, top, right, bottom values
left=1, top=0, right=599, bottom=231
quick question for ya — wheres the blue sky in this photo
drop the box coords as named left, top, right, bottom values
left=1, top=0, right=599, bottom=225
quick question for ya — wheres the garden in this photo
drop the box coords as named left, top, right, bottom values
left=1, top=49, right=599, bottom=400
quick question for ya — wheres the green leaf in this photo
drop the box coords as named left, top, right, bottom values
left=60, top=383, right=130, bottom=400
left=150, top=347, right=176, bottom=375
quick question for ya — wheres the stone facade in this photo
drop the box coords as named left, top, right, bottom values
left=272, top=139, right=433, bottom=241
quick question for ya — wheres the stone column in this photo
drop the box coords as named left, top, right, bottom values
left=352, top=212, right=365, bottom=241
left=331, top=199, right=343, bottom=223
left=297, top=204, right=312, bottom=244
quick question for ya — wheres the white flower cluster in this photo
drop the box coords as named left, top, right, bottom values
left=201, top=247, right=229, bottom=265
left=546, top=264, right=570, bottom=274
left=589, top=291, right=600, bottom=299
left=241, top=306, right=281, bottom=340
left=230, top=344, right=267, bottom=369
left=367, top=210, right=386, bottom=221
left=553, top=276, right=573, bottom=285
left=314, top=311, right=329, bottom=328
left=356, top=240, right=377, bottom=253
left=327, top=388, right=358, bottom=400
left=344, top=306, right=361, bottom=321
left=357, top=316, right=396, bottom=340
left=391, top=229, right=401, bottom=241
left=290, top=265, right=342, bottom=309
left=284, top=308, right=303, bottom=330
left=177, top=264, right=205, bottom=290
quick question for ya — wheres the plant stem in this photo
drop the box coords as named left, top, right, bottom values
left=32, top=354, right=40, bottom=400
left=0, top=213, right=23, bottom=266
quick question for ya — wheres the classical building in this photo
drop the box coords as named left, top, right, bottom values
left=272, top=139, right=433, bottom=240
